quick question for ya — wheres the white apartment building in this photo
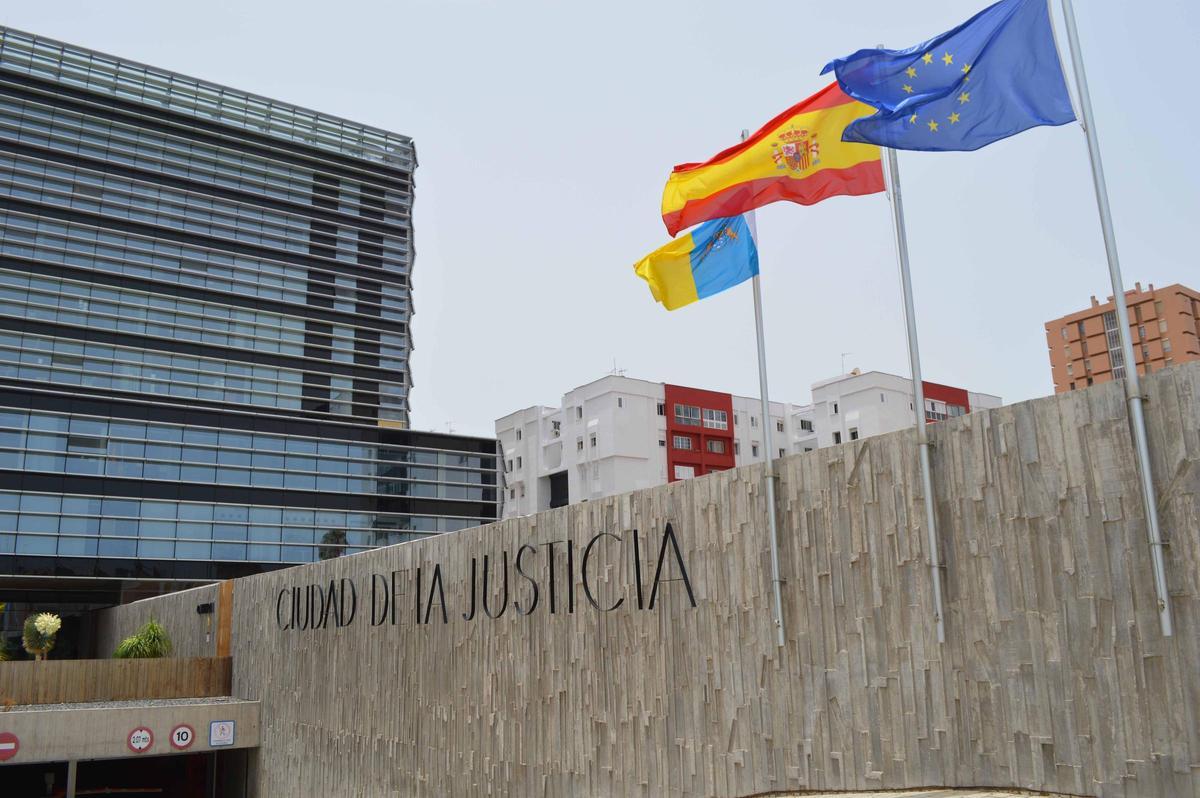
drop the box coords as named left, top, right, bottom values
left=812, top=369, right=1002, bottom=447
left=496, top=370, right=998, bottom=518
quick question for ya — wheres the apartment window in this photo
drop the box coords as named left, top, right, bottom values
left=734, top=441, right=740, bottom=455
left=1077, top=320, right=1086, bottom=337
left=833, top=431, right=842, bottom=444
left=849, top=428, right=859, bottom=441
left=674, top=465, right=695, bottom=480
left=589, top=433, right=597, bottom=447
left=576, top=406, right=583, bottom=420
left=1138, top=325, right=1146, bottom=340
left=1134, top=304, right=1143, bottom=323
left=948, top=405, right=967, bottom=417
left=1067, top=362, right=1074, bottom=375
left=516, top=456, right=522, bottom=469
left=706, top=439, right=725, bottom=454
left=1154, top=300, right=1164, bottom=317
left=617, top=397, right=624, bottom=408
left=516, top=429, right=522, bottom=441
left=880, top=393, right=885, bottom=403
left=673, top=434, right=693, bottom=450
left=832, top=403, right=839, bottom=414
left=505, top=460, right=512, bottom=472
left=1142, top=345, right=1151, bottom=362
left=509, top=489, right=515, bottom=499
left=674, top=404, right=701, bottom=426
left=658, top=439, right=666, bottom=447
left=656, top=402, right=665, bottom=416
left=734, top=413, right=739, bottom=425
left=702, top=408, right=728, bottom=430
left=750, top=416, right=758, bottom=428
left=1159, top=319, right=1168, bottom=333
left=1084, top=359, right=1092, bottom=372
left=551, top=420, right=561, bottom=437
left=1163, top=338, right=1172, bottom=353
left=778, top=448, right=785, bottom=458
left=576, top=438, right=584, bottom=452
left=519, top=485, right=526, bottom=498
left=1069, top=382, right=1076, bottom=390
left=799, top=419, right=813, bottom=432
left=751, top=444, right=759, bottom=457
left=804, top=447, right=813, bottom=452
left=776, top=421, right=784, bottom=433
left=1060, top=326, right=1068, bottom=340
left=1087, top=377, right=1094, bottom=386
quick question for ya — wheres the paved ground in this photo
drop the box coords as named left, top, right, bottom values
left=769, top=790, right=1080, bottom=798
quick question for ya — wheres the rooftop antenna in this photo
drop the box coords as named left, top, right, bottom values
left=841, top=352, right=853, bottom=374
left=609, top=358, right=626, bottom=377
left=444, top=421, right=455, bottom=434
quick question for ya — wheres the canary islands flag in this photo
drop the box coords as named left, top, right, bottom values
left=634, top=215, right=757, bottom=311
left=822, top=0, right=1075, bottom=151
left=661, top=83, right=884, bottom=237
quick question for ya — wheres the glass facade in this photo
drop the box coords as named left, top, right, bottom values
left=0, top=27, right=498, bottom=589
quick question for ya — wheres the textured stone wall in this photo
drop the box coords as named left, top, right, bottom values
left=93, top=582, right=219, bottom=658
left=139, top=365, right=1199, bottom=797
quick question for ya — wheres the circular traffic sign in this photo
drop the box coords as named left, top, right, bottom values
left=127, top=726, right=154, bottom=753
left=0, top=731, right=19, bottom=762
left=169, top=723, right=195, bottom=751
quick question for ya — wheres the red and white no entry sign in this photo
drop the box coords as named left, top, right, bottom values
left=169, top=723, right=195, bottom=751
left=127, top=726, right=154, bottom=753
left=0, top=731, right=19, bottom=762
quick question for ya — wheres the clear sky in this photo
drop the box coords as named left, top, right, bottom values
left=3, top=1, right=1197, bottom=437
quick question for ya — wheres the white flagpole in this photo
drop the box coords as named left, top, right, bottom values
left=1058, top=0, right=1173, bottom=636
left=881, top=144, right=947, bottom=644
left=742, top=129, right=786, bottom=649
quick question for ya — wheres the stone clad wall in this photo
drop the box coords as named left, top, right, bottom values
left=93, top=582, right=219, bottom=658
left=148, top=365, right=1199, bottom=797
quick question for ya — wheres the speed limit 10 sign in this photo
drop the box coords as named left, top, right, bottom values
left=169, top=723, right=196, bottom=750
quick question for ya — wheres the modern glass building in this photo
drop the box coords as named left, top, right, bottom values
left=0, top=27, right=499, bottom=651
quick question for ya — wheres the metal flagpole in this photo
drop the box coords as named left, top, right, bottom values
left=881, top=144, right=947, bottom=644
left=742, top=129, right=786, bottom=649
left=1058, top=0, right=1173, bottom=636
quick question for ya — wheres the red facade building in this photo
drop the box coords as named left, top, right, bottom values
left=922, top=381, right=971, bottom=421
left=663, top=384, right=736, bottom=482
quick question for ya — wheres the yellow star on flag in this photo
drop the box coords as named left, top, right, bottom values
left=928, top=119, right=939, bottom=132
left=910, top=113, right=918, bottom=124
left=906, top=66, right=917, bottom=78
left=902, top=84, right=914, bottom=94
left=958, top=91, right=971, bottom=104
left=949, top=112, right=961, bottom=124
left=962, top=63, right=972, bottom=74
left=922, top=53, right=934, bottom=65
left=942, top=52, right=954, bottom=66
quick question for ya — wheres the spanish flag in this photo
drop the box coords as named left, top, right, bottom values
left=634, top=215, right=757, bottom=311
left=661, top=83, right=885, bottom=236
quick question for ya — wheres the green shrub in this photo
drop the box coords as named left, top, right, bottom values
left=113, top=619, right=173, bottom=659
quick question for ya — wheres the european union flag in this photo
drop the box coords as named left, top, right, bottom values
left=821, top=0, right=1075, bottom=152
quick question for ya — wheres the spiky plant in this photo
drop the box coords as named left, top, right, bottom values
left=22, top=612, right=61, bottom=660
left=113, top=619, right=173, bottom=659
